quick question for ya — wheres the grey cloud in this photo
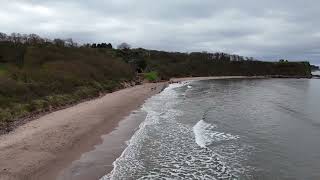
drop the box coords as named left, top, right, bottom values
left=1, top=0, right=320, bottom=64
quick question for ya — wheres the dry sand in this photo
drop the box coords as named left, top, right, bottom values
left=0, top=82, right=167, bottom=180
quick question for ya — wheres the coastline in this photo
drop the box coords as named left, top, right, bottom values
left=0, top=82, right=167, bottom=180
left=170, top=75, right=313, bottom=83
left=0, top=75, right=312, bottom=180
left=169, top=76, right=268, bottom=83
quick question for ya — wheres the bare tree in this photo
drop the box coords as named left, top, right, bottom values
left=117, top=42, right=131, bottom=50
left=43, top=38, right=52, bottom=45
left=0, top=32, right=7, bottom=41
left=65, top=38, right=77, bottom=47
left=53, top=38, right=65, bottom=47
left=21, top=34, right=28, bottom=44
left=27, top=34, right=44, bottom=45
left=10, top=33, right=22, bottom=44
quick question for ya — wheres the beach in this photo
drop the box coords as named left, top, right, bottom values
left=0, top=82, right=167, bottom=180
left=0, top=76, right=277, bottom=180
left=0, top=76, right=253, bottom=180
left=0, top=76, right=314, bottom=180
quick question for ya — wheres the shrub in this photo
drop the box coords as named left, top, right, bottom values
left=11, top=104, right=29, bottom=118
left=27, top=99, right=49, bottom=112
left=46, top=95, right=66, bottom=107
left=0, top=108, right=12, bottom=127
left=144, top=71, right=158, bottom=82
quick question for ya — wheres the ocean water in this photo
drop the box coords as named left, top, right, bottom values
left=102, top=78, right=320, bottom=180
left=312, top=70, right=320, bottom=75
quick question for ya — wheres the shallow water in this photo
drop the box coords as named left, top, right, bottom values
left=102, top=78, right=320, bottom=180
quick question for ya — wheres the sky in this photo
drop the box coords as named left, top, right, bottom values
left=0, top=0, right=320, bottom=64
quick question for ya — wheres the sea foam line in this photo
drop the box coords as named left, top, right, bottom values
left=101, top=82, right=189, bottom=180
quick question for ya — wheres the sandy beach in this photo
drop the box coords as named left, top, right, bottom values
left=0, top=82, right=167, bottom=180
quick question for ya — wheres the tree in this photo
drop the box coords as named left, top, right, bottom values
left=117, top=42, right=131, bottom=50
left=133, top=58, right=147, bottom=72
left=93, top=43, right=113, bottom=49
left=53, top=38, right=65, bottom=47
left=43, top=38, right=52, bottom=45
left=27, top=34, right=43, bottom=45
left=91, top=43, right=97, bottom=48
left=10, top=33, right=23, bottom=44
left=107, top=43, right=112, bottom=49
left=0, top=32, right=8, bottom=41
left=82, top=43, right=91, bottom=48
left=65, top=38, right=77, bottom=47
left=21, top=34, right=28, bottom=44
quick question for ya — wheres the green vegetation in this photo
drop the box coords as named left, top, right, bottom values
left=144, top=71, right=158, bottom=82
left=0, top=32, right=313, bottom=132
left=0, top=64, right=7, bottom=76
left=120, top=49, right=311, bottom=80
left=0, top=39, right=134, bottom=132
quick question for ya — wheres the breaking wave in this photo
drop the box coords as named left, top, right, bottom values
left=193, top=120, right=239, bottom=148
left=101, top=82, right=247, bottom=180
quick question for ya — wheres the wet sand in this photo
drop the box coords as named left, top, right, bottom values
left=0, top=82, right=167, bottom=180
left=56, top=110, right=147, bottom=180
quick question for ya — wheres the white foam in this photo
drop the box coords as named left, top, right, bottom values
left=101, top=82, right=246, bottom=180
left=101, top=82, right=188, bottom=180
left=193, top=120, right=239, bottom=148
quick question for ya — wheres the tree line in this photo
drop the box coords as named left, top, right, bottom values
left=0, top=32, right=117, bottom=49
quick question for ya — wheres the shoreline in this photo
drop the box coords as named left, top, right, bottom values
left=0, top=82, right=167, bottom=180
left=169, top=76, right=268, bottom=83
left=57, top=108, right=148, bottom=180
left=170, top=75, right=313, bottom=83
left=0, top=75, right=312, bottom=180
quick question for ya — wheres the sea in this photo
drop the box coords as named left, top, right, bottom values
left=101, top=78, right=320, bottom=180
left=313, top=70, right=320, bottom=75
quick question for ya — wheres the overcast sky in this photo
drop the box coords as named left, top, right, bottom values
left=1, top=0, right=320, bottom=64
